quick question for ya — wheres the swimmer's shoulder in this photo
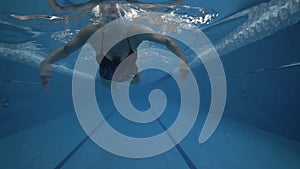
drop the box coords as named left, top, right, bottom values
left=128, top=23, right=156, bottom=35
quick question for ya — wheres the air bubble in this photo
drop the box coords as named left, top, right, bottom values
left=2, top=97, right=9, bottom=108
left=248, top=26, right=256, bottom=37
left=279, top=7, right=289, bottom=20
left=255, top=22, right=263, bottom=33
left=289, top=0, right=300, bottom=14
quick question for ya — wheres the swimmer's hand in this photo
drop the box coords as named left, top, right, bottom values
left=40, top=60, right=52, bottom=92
left=178, top=61, right=190, bottom=81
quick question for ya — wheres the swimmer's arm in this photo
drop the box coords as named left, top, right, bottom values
left=42, top=35, right=83, bottom=65
left=40, top=24, right=100, bottom=91
left=142, top=33, right=189, bottom=81
left=39, top=29, right=86, bottom=91
left=144, top=33, right=188, bottom=63
left=42, top=24, right=99, bottom=64
left=48, top=0, right=97, bottom=12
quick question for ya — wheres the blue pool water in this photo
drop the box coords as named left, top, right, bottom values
left=0, top=0, right=300, bottom=169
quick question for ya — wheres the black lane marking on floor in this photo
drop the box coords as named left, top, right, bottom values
left=151, top=109, right=197, bottom=169
left=54, top=109, right=115, bottom=169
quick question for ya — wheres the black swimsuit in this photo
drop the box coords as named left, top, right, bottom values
left=99, top=38, right=135, bottom=80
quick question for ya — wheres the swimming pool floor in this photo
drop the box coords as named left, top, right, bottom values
left=0, top=110, right=299, bottom=169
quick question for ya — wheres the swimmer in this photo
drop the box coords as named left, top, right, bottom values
left=40, top=1, right=189, bottom=91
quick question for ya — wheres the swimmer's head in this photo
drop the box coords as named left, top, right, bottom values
left=100, top=2, right=125, bottom=23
